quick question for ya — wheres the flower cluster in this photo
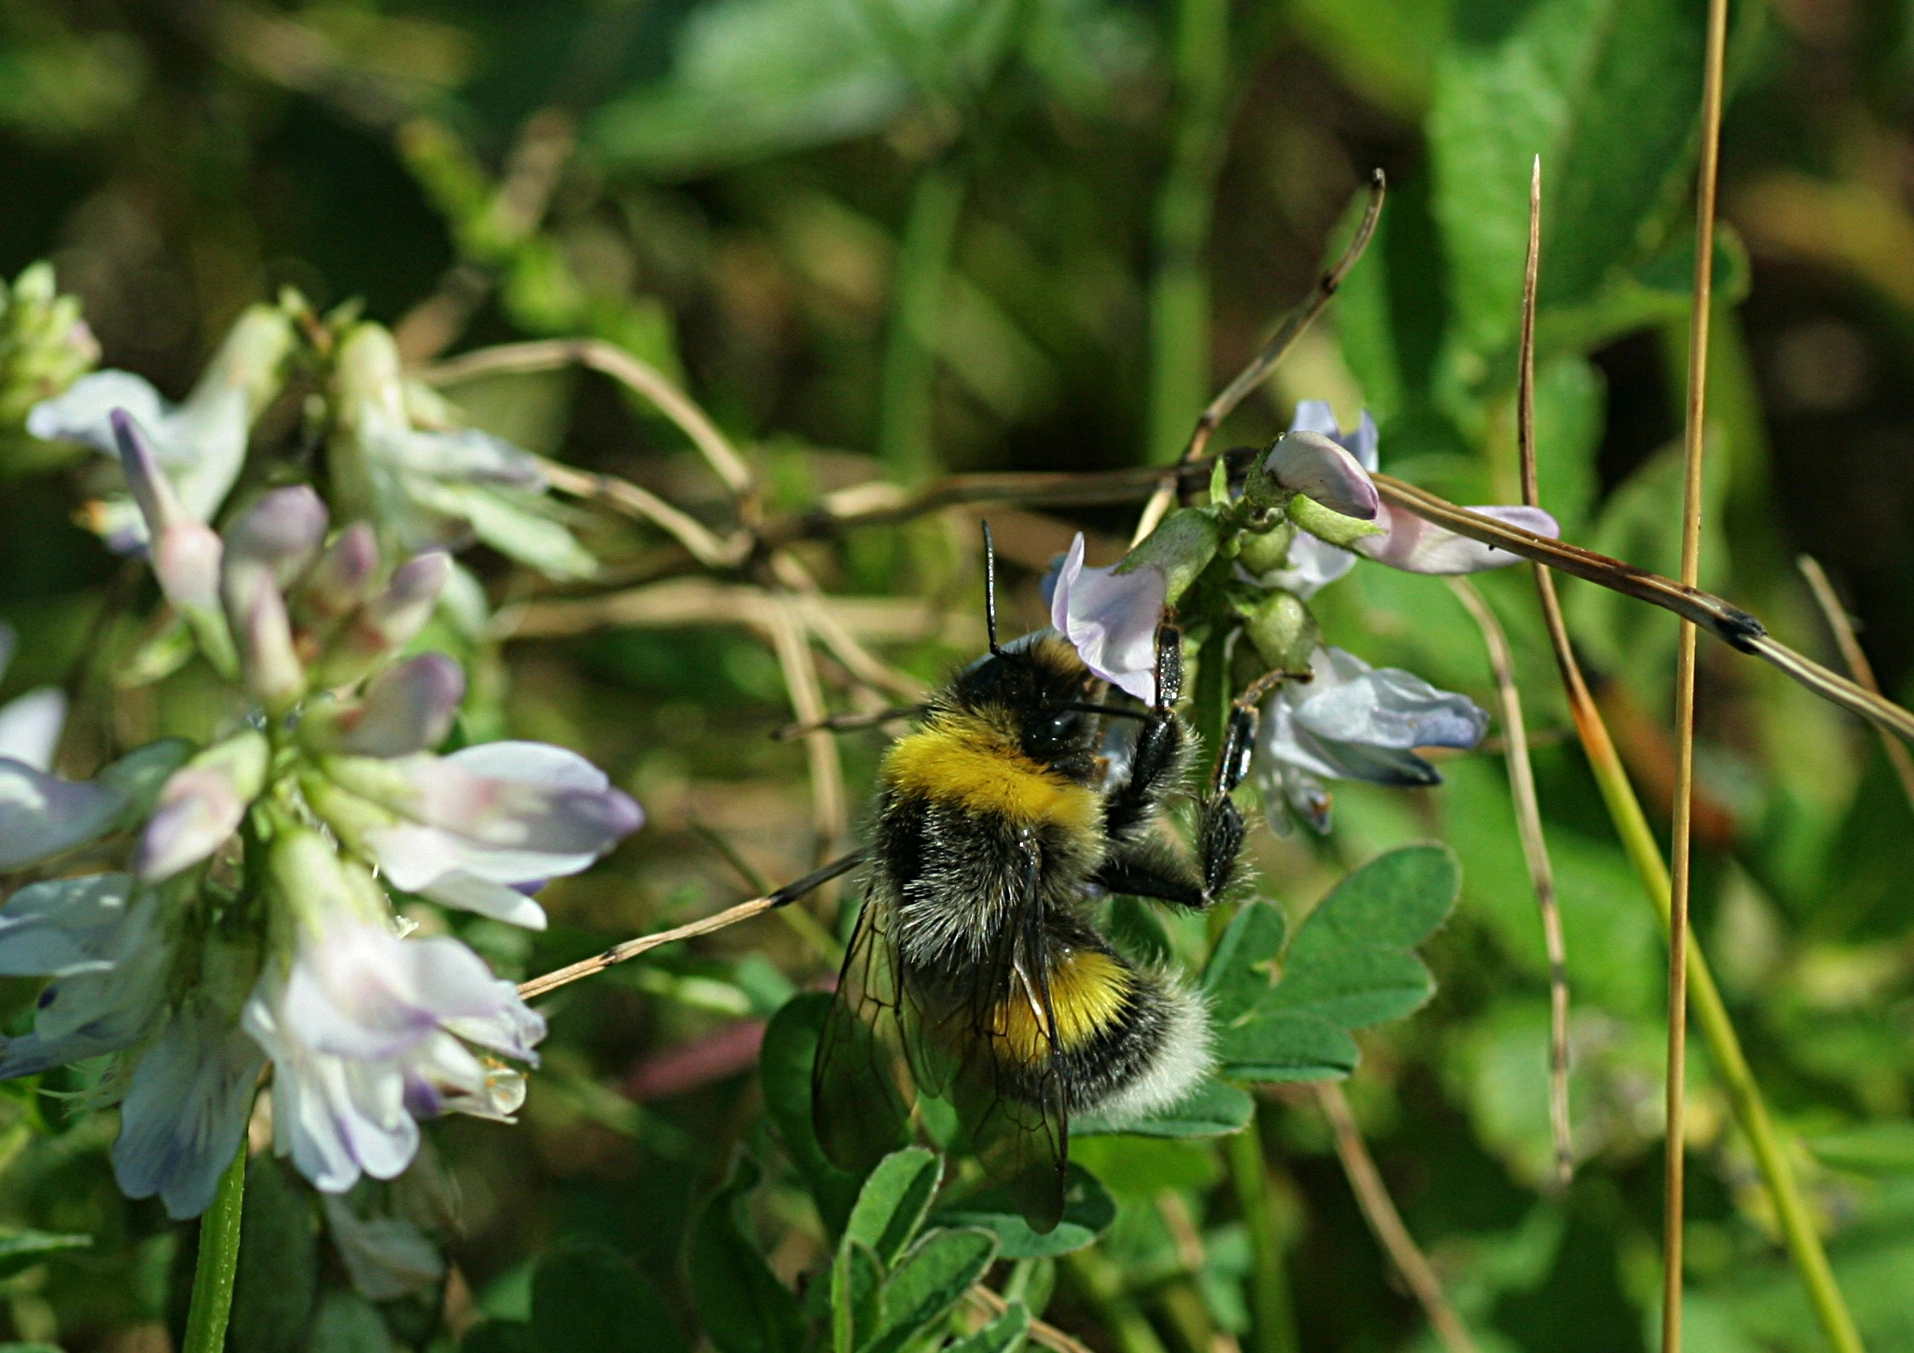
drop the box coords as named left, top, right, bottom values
left=0, top=409, right=640, bottom=1218
left=25, top=300, right=593, bottom=582
left=1046, top=401, right=1546, bottom=831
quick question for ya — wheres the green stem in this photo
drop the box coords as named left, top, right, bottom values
left=182, top=1140, right=248, bottom=1353
left=1147, top=0, right=1232, bottom=464
left=1228, top=1113, right=1300, bottom=1353
left=1570, top=691, right=1865, bottom=1353
left=878, top=161, right=966, bottom=482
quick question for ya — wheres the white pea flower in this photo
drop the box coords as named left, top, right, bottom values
left=0, top=624, right=66, bottom=773
left=318, top=741, right=644, bottom=931
left=1046, top=533, right=1167, bottom=705
left=243, top=911, right=544, bottom=1194
left=1255, top=645, right=1488, bottom=834
left=1250, top=401, right=1561, bottom=598
left=27, top=304, right=294, bottom=550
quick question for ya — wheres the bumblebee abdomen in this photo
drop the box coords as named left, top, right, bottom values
left=989, top=945, right=1214, bottom=1119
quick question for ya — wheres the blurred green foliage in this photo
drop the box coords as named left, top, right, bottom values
left=3, top=0, right=1914, bottom=1351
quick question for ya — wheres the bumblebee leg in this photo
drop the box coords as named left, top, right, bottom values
left=1185, top=701, right=1258, bottom=902
left=1094, top=837, right=1206, bottom=909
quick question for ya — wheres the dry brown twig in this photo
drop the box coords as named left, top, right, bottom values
left=1132, top=169, right=1387, bottom=545
left=1797, top=554, right=1914, bottom=816
left=1664, top=4, right=1734, bottom=1345
left=1316, top=1083, right=1479, bottom=1353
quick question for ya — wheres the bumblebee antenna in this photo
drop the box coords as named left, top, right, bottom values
left=981, top=520, right=1005, bottom=656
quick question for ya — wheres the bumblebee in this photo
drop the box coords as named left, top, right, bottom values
left=801, top=526, right=1254, bottom=1231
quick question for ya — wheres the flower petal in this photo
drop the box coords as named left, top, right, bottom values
left=418, top=871, right=549, bottom=930
left=27, top=371, right=170, bottom=454
left=111, top=1000, right=266, bottom=1219
left=0, top=689, right=66, bottom=772
left=1355, top=504, right=1560, bottom=575
left=0, top=874, right=133, bottom=976
left=336, top=654, right=465, bottom=758
left=137, top=766, right=246, bottom=882
left=1048, top=534, right=1165, bottom=705
left=0, top=757, right=124, bottom=871
left=1265, top=431, right=1380, bottom=520
left=223, top=486, right=330, bottom=590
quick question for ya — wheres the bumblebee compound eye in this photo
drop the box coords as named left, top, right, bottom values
left=1024, top=708, right=1083, bottom=762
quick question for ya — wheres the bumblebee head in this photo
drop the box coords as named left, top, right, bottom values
left=951, top=632, right=1098, bottom=767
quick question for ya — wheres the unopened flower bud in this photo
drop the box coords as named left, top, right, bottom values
left=310, top=551, right=450, bottom=688
left=240, top=586, right=307, bottom=714
left=1261, top=431, right=1380, bottom=520
left=1239, top=591, right=1320, bottom=674
left=136, top=730, right=268, bottom=881
left=294, top=524, right=381, bottom=631
left=306, top=653, right=465, bottom=759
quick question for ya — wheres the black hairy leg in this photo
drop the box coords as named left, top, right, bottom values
left=1094, top=624, right=1250, bottom=908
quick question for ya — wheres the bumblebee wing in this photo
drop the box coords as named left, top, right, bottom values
left=813, top=886, right=915, bottom=1174
left=948, top=846, right=1069, bottom=1234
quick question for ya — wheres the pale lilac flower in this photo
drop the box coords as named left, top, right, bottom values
left=346, top=742, right=642, bottom=931
left=1354, top=502, right=1561, bottom=574
left=1263, top=430, right=1380, bottom=520
left=112, top=995, right=267, bottom=1219
left=1046, top=533, right=1166, bottom=705
left=1255, top=646, right=1488, bottom=833
left=323, top=655, right=465, bottom=759
left=27, top=305, right=293, bottom=549
left=1252, top=402, right=1560, bottom=596
left=243, top=915, right=544, bottom=1193
left=0, top=875, right=174, bottom=1076
left=135, top=731, right=268, bottom=882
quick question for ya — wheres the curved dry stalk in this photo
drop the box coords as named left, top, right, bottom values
left=1315, top=1083, right=1478, bottom=1353
left=767, top=550, right=928, bottom=703
left=519, top=895, right=780, bottom=1001
left=765, top=596, right=849, bottom=869
left=1664, top=8, right=1735, bottom=1342
left=1797, top=555, right=1914, bottom=816
left=534, top=454, right=747, bottom=568
left=1450, top=578, right=1573, bottom=1191
left=1132, top=169, right=1386, bottom=545
left=416, top=338, right=757, bottom=502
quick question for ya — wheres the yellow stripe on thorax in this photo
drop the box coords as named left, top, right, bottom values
left=882, top=714, right=1100, bottom=835
left=997, top=949, right=1131, bottom=1066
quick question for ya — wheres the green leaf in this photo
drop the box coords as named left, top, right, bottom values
left=1203, top=901, right=1288, bottom=1024
left=946, top=1301, right=1029, bottom=1353
left=1073, top=1078, right=1253, bottom=1138
left=689, top=1153, right=807, bottom=1353
left=1263, top=843, right=1459, bottom=1027
left=760, top=993, right=862, bottom=1236
left=229, top=1156, right=317, bottom=1353
left=1069, top=1137, right=1223, bottom=1196
left=0, top=1230, right=90, bottom=1278
left=1219, top=845, right=1459, bottom=1082
left=844, top=1148, right=943, bottom=1268
left=932, top=1164, right=1114, bottom=1260
left=828, top=1239, right=882, bottom=1353
left=305, top=1291, right=396, bottom=1353
left=1430, top=0, right=1710, bottom=376
left=1806, top=1124, right=1914, bottom=1177
left=866, top=1228, right=999, bottom=1353
left=532, top=1241, right=687, bottom=1353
